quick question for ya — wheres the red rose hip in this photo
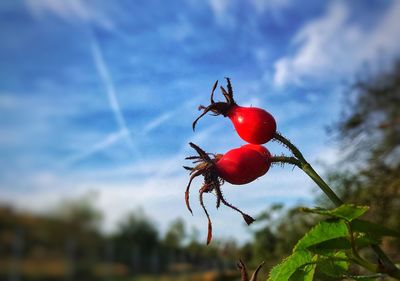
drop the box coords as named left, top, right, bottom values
left=192, top=78, right=277, bottom=144
left=183, top=143, right=271, bottom=244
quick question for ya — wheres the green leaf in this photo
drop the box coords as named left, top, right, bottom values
left=294, top=220, right=349, bottom=251
left=289, top=263, right=317, bottom=281
left=307, top=237, right=351, bottom=254
left=351, top=219, right=400, bottom=238
left=307, top=235, right=380, bottom=252
left=301, top=204, right=369, bottom=222
left=317, top=252, right=349, bottom=277
left=268, top=251, right=313, bottom=281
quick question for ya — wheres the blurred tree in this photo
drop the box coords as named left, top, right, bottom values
left=50, top=193, right=103, bottom=280
left=112, top=209, right=159, bottom=273
left=337, top=62, right=400, bottom=162
left=250, top=204, right=282, bottom=265
left=162, top=218, right=186, bottom=271
left=250, top=204, right=316, bottom=268
left=164, top=218, right=186, bottom=249
left=0, top=195, right=105, bottom=281
left=52, top=192, right=102, bottom=233
left=326, top=62, right=400, bottom=259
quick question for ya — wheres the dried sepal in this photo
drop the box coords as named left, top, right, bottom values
left=192, top=78, right=237, bottom=131
left=183, top=143, right=255, bottom=244
left=237, top=259, right=264, bottom=281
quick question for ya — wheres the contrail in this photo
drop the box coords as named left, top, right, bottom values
left=90, top=36, right=137, bottom=153
left=63, top=110, right=175, bottom=166
left=90, top=39, right=129, bottom=139
left=63, top=31, right=189, bottom=165
left=63, top=129, right=129, bottom=165
left=141, top=112, right=173, bottom=135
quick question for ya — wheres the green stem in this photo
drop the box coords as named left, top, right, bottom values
left=270, top=156, right=301, bottom=167
left=273, top=132, right=307, bottom=163
left=300, top=163, right=343, bottom=207
left=273, top=132, right=400, bottom=280
left=303, top=163, right=400, bottom=278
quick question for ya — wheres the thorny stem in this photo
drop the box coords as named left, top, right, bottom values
left=300, top=163, right=343, bottom=207
left=273, top=132, right=400, bottom=279
left=270, top=156, right=301, bottom=167
left=273, top=132, right=306, bottom=163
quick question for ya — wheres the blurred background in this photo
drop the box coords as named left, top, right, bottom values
left=0, top=0, right=399, bottom=280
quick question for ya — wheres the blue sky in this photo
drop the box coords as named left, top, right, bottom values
left=1, top=0, right=400, bottom=242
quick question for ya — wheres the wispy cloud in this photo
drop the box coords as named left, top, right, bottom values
left=24, top=0, right=113, bottom=29
left=250, top=0, right=292, bottom=13
left=273, top=2, right=353, bottom=86
left=0, top=94, right=17, bottom=109
left=208, top=0, right=230, bottom=20
left=273, top=1, right=400, bottom=87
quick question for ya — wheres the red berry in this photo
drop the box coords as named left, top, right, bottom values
left=192, top=78, right=277, bottom=144
left=184, top=143, right=271, bottom=244
left=227, top=105, right=276, bottom=144
left=241, top=143, right=270, bottom=158
left=216, top=144, right=271, bottom=184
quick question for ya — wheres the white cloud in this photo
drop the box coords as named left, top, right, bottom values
left=360, top=0, right=400, bottom=62
left=241, top=97, right=262, bottom=108
left=25, top=0, right=113, bottom=29
left=250, top=0, right=292, bottom=13
left=0, top=94, right=18, bottom=109
left=208, top=0, right=292, bottom=27
left=273, top=1, right=400, bottom=87
left=208, top=0, right=230, bottom=18
left=207, top=0, right=236, bottom=27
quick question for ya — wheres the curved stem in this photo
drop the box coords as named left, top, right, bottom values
left=300, top=163, right=343, bottom=207
left=273, top=132, right=400, bottom=279
left=273, top=132, right=306, bottom=162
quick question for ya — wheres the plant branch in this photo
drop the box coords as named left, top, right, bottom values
left=273, top=132, right=306, bottom=162
left=273, top=132, right=400, bottom=279
left=300, top=163, right=344, bottom=207
left=271, top=156, right=301, bottom=167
